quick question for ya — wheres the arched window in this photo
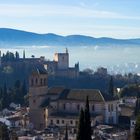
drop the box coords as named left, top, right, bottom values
left=35, top=78, right=38, bottom=84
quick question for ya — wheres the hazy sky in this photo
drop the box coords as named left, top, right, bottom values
left=0, top=0, right=140, bottom=38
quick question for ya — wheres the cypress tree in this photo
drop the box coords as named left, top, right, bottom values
left=84, top=96, right=92, bottom=140
left=109, top=76, right=114, bottom=96
left=22, top=80, right=27, bottom=96
left=135, top=115, right=140, bottom=140
left=135, top=98, right=140, bottom=116
left=77, top=108, right=85, bottom=140
left=15, top=51, right=19, bottom=60
left=64, top=125, right=68, bottom=140
left=3, top=83, right=9, bottom=108
left=0, top=123, right=10, bottom=140
left=10, top=131, right=18, bottom=140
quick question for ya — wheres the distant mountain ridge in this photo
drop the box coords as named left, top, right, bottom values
left=0, top=28, right=140, bottom=47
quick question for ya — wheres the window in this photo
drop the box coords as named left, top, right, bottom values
left=70, top=120, right=73, bottom=125
left=62, top=120, right=64, bottom=124
left=35, top=78, right=38, bottom=84
left=63, top=104, right=66, bottom=110
left=111, top=104, right=113, bottom=111
left=50, top=120, right=53, bottom=125
left=57, top=120, right=59, bottom=124
left=92, top=105, right=95, bottom=111
left=74, top=129, right=77, bottom=133
left=77, top=104, right=80, bottom=110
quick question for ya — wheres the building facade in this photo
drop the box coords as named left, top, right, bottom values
left=29, top=70, right=118, bottom=130
left=44, top=49, right=79, bottom=78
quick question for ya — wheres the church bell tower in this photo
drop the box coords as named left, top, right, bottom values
left=29, top=68, right=48, bottom=130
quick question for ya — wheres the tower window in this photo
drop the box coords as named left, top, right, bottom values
left=35, top=78, right=38, bottom=84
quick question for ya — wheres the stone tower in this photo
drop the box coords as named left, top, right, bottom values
left=54, top=48, right=69, bottom=70
left=29, top=68, right=48, bottom=130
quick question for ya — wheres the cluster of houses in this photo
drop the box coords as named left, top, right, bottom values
left=0, top=50, right=138, bottom=140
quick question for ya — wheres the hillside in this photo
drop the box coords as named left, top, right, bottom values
left=0, top=28, right=140, bottom=47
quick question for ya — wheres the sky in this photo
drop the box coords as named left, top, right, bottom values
left=0, top=0, right=140, bottom=38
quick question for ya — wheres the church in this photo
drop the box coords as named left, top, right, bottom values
left=29, top=68, right=118, bottom=130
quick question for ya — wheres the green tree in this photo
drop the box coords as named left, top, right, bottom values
left=0, top=123, right=10, bottom=140
left=84, top=96, right=92, bottom=140
left=135, top=115, right=140, bottom=140
left=77, top=108, right=85, bottom=140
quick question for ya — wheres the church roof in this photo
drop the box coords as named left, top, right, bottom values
left=59, top=89, right=117, bottom=102
left=47, top=86, right=65, bottom=95
left=67, top=89, right=104, bottom=102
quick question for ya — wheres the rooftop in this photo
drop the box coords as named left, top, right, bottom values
left=59, top=89, right=117, bottom=102
left=47, top=86, right=65, bottom=95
